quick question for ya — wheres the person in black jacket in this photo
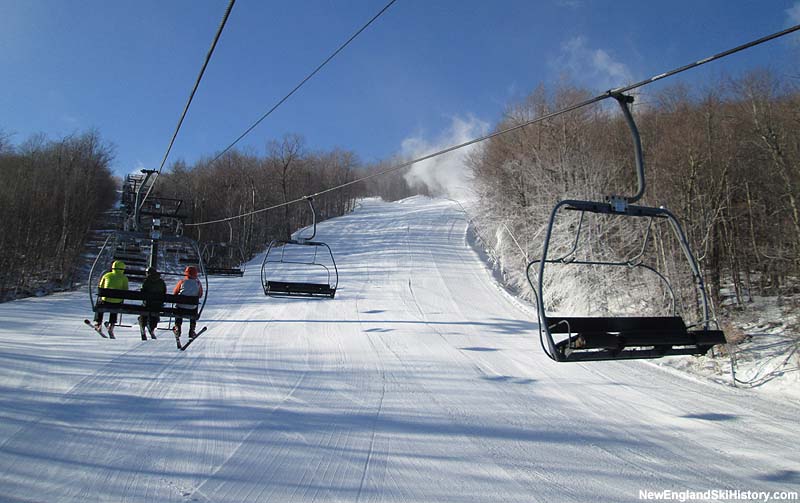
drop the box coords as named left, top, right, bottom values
left=138, top=267, right=166, bottom=341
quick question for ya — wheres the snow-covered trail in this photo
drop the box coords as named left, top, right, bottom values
left=0, top=197, right=797, bottom=502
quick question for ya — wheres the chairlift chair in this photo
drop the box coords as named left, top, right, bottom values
left=201, top=222, right=247, bottom=277
left=526, top=93, right=726, bottom=362
left=203, top=242, right=247, bottom=276
left=89, top=231, right=208, bottom=330
left=90, top=178, right=208, bottom=337
left=261, top=197, right=338, bottom=298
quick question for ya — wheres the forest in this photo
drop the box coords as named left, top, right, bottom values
left=0, top=131, right=116, bottom=300
left=153, top=134, right=420, bottom=262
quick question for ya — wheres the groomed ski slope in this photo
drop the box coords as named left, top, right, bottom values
left=0, top=196, right=797, bottom=502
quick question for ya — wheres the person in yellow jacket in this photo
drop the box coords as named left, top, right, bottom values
left=93, top=260, right=129, bottom=338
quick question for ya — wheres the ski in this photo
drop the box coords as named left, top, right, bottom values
left=103, top=321, right=116, bottom=339
left=84, top=319, right=108, bottom=338
left=180, top=326, right=208, bottom=351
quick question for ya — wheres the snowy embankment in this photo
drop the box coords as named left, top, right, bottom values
left=458, top=198, right=800, bottom=404
left=654, top=294, right=800, bottom=402
left=0, top=196, right=798, bottom=502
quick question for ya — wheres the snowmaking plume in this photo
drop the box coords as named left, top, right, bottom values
left=401, top=115, right=489, bottom=201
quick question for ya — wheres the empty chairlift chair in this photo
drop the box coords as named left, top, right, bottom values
left=201, top=223, right=246, bottom=277
left=202, top=242, right=246, bottom=277
left=525, top=93, right=726, bottom=363
left=261, top=197, right=338, bottom=298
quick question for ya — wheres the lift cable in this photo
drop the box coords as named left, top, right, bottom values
left=208, top=0, right=399, bottom=165
left=139, top=0, right=236, bottom=210
left=186, top=23, right=800, bottom=228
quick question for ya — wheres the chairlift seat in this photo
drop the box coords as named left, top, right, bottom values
left=113, top=255, right=148, bottom=265
left=124, top=268, right=148, bottom=279
left=206, top=267, right=244, bottom=277
left=95, top=288, right=200, bottom=319
left=266, top=281, right=336, bottom=298
left=546, top=316, right=725, bottom=361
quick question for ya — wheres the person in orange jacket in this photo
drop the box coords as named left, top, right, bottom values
left=172, top=266, right=203, bottom=338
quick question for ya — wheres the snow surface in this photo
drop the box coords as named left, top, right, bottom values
left=0, top=196, right=798, bottom=502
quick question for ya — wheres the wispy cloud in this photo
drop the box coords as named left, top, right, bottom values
left=60, top=115, right=79, bottom=126
left=555, top=36, right=633, bottom=90
left=555, top=0, right=582, bottom=9
left=786, top=3, right=800, bottom=47
left=788, top=2, right=800, bottom=24
left=401, top=115, right=489, bottom=200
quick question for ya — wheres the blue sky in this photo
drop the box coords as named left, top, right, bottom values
left=2, top=0, right=799, bottom=177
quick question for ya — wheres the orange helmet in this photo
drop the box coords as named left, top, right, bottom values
left=184, top=266, right=198, bottom=278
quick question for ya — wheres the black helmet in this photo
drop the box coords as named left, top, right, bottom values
left=146, top=267, right=158, bottom=276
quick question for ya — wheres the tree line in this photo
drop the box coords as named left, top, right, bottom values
left=0, top=131, right=117, bottom=300
left=468, top=69, right=799, bottom=323
left=0, top=127, right=422, bottom=302
left=151, top=134, right=422, bottom=265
